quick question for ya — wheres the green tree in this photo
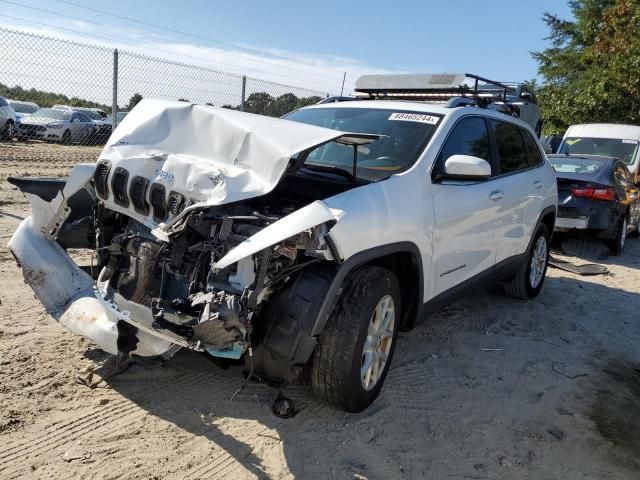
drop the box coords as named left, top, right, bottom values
left=0, top=83, right=110, bottom=112
left=244, top=92, right=274, bottom=115
left=533, top=0, right=640, bottom=134
left=126, top=93, right=143, bottom=111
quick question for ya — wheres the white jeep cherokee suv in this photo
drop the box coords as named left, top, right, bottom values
left=8, top=74, right=557, bottom=413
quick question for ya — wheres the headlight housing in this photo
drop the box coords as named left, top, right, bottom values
left=48, top=123, right=63, bottom=129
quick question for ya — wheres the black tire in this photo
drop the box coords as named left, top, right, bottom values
left=504, top=223, right=550, bottom=299
left=1, top=120, right=14, bottom=140
left=607, top=214, right=627, bottom=256
left=61, top=129, right=71, bottom=144
left=311, top=265, right=401, bottom=412
left=626, top=213, right=639, bottom=238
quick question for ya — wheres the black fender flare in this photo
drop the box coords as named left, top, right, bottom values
left=309, top=241, right=424, bottom=336
left=250, top=241, right=424, bottom=383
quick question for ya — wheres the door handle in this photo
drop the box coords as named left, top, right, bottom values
left=533, top=180, right=543, bottom=189
left=489, top=190, right=504, bottom=201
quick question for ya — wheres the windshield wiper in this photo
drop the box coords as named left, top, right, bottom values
left=302, top=163, right=355, bottom=182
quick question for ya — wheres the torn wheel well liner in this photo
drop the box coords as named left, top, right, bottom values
left=251, top=262, right=337, bottom=382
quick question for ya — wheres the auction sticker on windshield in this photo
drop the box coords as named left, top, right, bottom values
left=388, top=112, right=439, bottom=125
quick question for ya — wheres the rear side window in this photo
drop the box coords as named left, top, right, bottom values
left=0, top=98, right=8, bottom=107
left=521, top=129, right=544, bottom=167
left=491, top=120, right=528, bottom=174
left=438, top=117, right=490, bottom=163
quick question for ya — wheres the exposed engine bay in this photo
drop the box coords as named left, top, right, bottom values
left=93, top=194, right=335, bottom=362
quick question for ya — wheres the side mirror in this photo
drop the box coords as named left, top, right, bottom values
left=442, top=154, right=491, bottom=180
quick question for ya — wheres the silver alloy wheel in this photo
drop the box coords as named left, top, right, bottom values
left=529, top=236, right=547, bottom=289
left=361, top=294, right=395, bottom=391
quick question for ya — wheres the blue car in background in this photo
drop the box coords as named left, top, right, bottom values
left=549, top=154, right=640, bottom=255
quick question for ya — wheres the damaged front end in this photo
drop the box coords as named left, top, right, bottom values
left=8, top=100, right=368, bottom=382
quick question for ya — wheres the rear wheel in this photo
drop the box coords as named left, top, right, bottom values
left=504, top=224, right=550, bottom=299
left=608, top=214, right=627, bottom=256
left=311, top=265, right=400, bottom=412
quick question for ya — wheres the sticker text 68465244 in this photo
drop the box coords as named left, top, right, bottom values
left=388, top=112, right=440, bottom=125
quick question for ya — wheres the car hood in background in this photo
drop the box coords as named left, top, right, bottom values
left=98, top=99, right=379, bottom=228
left=19, top=116, right=65, bottom=126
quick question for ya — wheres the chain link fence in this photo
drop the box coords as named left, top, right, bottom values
left=0, top=27, right=331, bottom=167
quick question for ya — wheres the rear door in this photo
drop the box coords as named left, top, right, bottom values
left=430, top=116, right=502, bottom=297
left=489, top=120, right=546, bottom=263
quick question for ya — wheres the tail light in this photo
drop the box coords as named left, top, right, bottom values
left=570, top=186, right=615, bottom=201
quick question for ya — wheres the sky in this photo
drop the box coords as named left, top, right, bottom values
left=0, top=0, right=574, bottom=104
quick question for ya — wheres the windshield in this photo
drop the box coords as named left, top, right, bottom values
left=31, top=108, right=70, bottom=121
left=548, top=156, right=607, bottom=174
left=559, top=137, right=638, bottom=164
left=284, top=107, right=441, bottom=181
left=10, top=101, right=38, bottom=114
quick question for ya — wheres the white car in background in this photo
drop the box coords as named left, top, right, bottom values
left=17, top=107, right=94, bottom=143
left=0, top=96, right=17, bottom=140
left=8, top=74, right=557, bottom=413
left=53, top=105, right=112, bottom=144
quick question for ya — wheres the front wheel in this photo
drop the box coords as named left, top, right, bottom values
left=311, top=265, right=400, bottom=412
left=61, top=129, right=71, bottom=144
left=504, top=223, right=550, bottom=299
left=1, top=120, right=14, bottom=140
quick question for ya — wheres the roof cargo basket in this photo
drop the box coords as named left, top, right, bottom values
left=354, top=73, right=516, bottom=104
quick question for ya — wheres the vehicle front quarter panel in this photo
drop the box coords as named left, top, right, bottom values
left=323, top=171, right=434, bottom=301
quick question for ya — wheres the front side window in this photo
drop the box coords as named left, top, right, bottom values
left=491, top=120, right=528, bottom=174
left=559, top=137, right=639, bottom=165
left=0, top=97, right=8, bottom=107
left=284, top=107, right=441, bottom=181
left=438, top=117, right=491, bottom=165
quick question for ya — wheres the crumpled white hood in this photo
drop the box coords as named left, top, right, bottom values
left=99, top=99, right=365, bottom=228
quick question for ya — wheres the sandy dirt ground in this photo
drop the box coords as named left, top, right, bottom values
left=1, top=147, right=640, bottom=479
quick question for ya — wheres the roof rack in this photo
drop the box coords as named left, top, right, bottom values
left=354, top=73, right=516, bottom=104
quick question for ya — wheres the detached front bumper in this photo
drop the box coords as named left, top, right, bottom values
left=7, top=164, right=177, bottom=358
left=9, top=218, right=175, bottom=356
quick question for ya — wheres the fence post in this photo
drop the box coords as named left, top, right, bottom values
left=241, top=75, right=246, bottom=112
left=112, top=49, right=118, bottom=126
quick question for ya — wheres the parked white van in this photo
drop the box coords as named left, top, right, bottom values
left=558, top=124, right=640, bottom=183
